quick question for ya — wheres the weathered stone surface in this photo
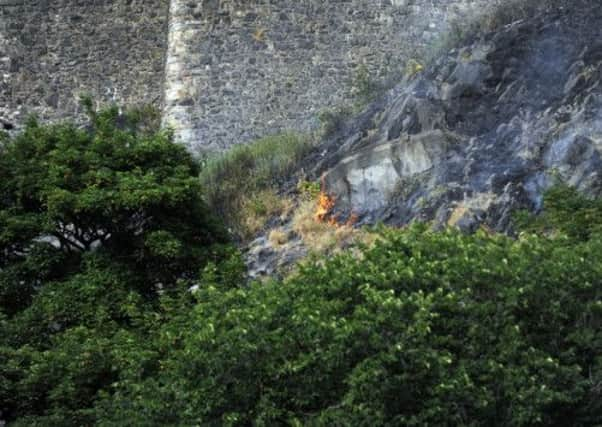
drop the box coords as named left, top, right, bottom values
left=4, top=0, right=551, bottom=151
left=314, top=0, right=602, bottom=232
left=0, top=0, right=169, bottom=130
left=162, top=0, right=502, bottom=151
left=245, top=228, right=307, bottom=281
left=324, top=130, right=459, bottom=213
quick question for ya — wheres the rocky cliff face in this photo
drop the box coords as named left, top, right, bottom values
left=316, top=0, right=602, bottom=232
left=247, top=0, right=602, bottom=277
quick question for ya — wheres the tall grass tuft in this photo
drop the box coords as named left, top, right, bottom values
left=200, top=133, right=312, bottom=240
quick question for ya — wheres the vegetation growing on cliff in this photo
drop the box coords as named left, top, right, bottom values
left=0, top=109, right=601, bottom=426
left=200, top=133, right=311, bottom=240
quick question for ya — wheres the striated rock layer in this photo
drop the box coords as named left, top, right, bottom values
left=316, top=0, right=602, bottom=232
left=247, top=1, right=602, bottom=278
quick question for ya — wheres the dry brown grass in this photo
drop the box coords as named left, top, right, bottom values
left=199, top=133, right=313, bottom=240
left=292, top=199, right=377, bottom=254
left=447, top=205, right=469, bottom=227
left=292, top=199, right=335, bottom=252
left=268, top=228, right=290, bottom=247
left=238, top=190, right=294, bottom=240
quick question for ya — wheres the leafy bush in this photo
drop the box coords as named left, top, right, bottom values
left=96, top=223, right=602, bottom=425
left=317, top=107, right=353, bottom=138
left=0, top=103, right=233, bottom=424
left=350, top=64, right=381, bottom=107
left=200, top=133, right=311, bottom=239
left=0, top=103, right=228, bottom=296
left=515, top=185, right=602, bottom=241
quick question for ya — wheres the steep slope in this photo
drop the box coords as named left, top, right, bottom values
left=247, top=0, right=602, bottom=277
left=314, top=0, right=602, bottom=232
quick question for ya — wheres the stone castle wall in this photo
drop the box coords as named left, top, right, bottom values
left=2, top=0, right=500, bottom=149
left=163, top=0, right=497, bottom=152
left=0, top=0, right=169, bottom=129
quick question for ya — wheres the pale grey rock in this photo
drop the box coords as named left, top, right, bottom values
left=245, top=224, right=307, bottom=281
left=308, top=1, right=602, bottom=233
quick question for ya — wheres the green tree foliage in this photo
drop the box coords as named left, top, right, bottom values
left=0, top=103, right=227, bottom=308
left=0, top=104, right=232, bottom=424
left=97, top=218, right=601, bottom=425
left=515, top=185, right=602, bottom=241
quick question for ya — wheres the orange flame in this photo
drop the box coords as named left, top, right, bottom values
left=315, top=192, right=336, bottom=223
left=315, top=175, right=358, bottom=227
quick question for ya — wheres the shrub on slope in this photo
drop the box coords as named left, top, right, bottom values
left=97, top=212, right=602, bottom=426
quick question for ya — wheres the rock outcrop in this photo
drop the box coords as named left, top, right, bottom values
left=247, top=0, right=602, bottom=278
left=316, top=0, right=602, bottom=232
